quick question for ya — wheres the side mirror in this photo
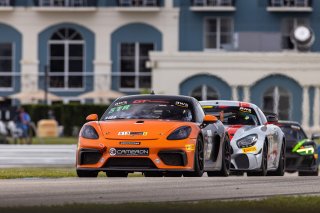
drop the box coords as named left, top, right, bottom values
left=311, top=133, right=320, bottom=141
left=86, top=114, right=98, bottom=121
left=266, top=114, right=278, bottom=123
left=203, top=115, right=218, bottom=124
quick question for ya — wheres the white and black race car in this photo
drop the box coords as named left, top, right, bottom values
left=200, top=101, right=286, bottom=176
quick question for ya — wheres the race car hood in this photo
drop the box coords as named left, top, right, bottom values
left=98, top=120, right=191, bottom=140
left=226, top=125, right=256, bottom=140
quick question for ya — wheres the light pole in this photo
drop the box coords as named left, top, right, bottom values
left=44, top=65, right=49, bottom=105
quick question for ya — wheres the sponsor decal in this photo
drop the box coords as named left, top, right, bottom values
left=109, top=148, right=117, bottom=156
left=185, top=144, right=195, bottom=152
left=175, top=101, right=189, bottom=108
left=118, top=131, right=148, bottom=136
left=119, top=142, right=141, bottom=145
left=108, top=105, right=131, bottom=114
left=239, top=107, right=252, bottom=113
left=202, top=105, right=214, bottom=109
left=114, top=101, right=127, bottom=106
left=242, top=146, right=257, bottom=153
left=109, top=148, right=149, bottom=156
left=132, top=100, right=169, bottom=104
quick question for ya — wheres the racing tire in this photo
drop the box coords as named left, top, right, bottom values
left=267, top=141, right=285, bottom=176
left=207, top=135, right=231, bottom=177
left=144, top=172, right=163, bottom=177
left=247, top=141, right=268, bottom=177
left=183, top=136, right=204, bottom=177
left=76, top=169, right=99, bottom=178
left=106, top=171, right=128, bottom=178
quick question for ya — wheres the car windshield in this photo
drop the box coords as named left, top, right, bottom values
left=101, top=99, right=194, bottom=122
left=202, top=106, right=259, bottom=126
left=279, top=126, right=307, bottom=142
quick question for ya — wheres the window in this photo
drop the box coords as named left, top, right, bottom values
left=282, top=18, right=309, bottom=50
left=263, top=86, right=290, bottom=120
left=118, top=0, right=158, bottom=7
left=269, top=0, right=310, bottom=7
left=193, top=0, right=233, bottom=6
left=120, top=43, right=154, bottom=90
left=49, top=28, right=84, bottom=89
left=39, top=0, right=92, bottom=7
left=205, top=17, right=233, bottom=50
left=191, top=85, right=219, bottom=101
left=0, top=43, right=13, bottom=89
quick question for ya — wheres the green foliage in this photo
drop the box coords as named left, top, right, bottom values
left=22, top=104, right=108, bottom=136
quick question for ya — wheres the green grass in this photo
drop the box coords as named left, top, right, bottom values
left=7, top=137, right=77, bottom=145
left=0, top=167, right=143, bottom=179
left=1, top=196, right=320, bottom=213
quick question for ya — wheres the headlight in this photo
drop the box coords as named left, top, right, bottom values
left=167, top=126, right=191, bottom=140
left=81, top=125, right=99, bottom=139
left=237, top=134, right=258, bottom=148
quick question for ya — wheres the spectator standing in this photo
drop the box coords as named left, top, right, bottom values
left=16, top=107, right=31, bottom=144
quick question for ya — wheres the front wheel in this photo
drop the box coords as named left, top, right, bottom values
left=77, top=169, right=99, bottom=178
left=183, top=136, right=204, bottom=177
left=207, top=135, right=231, bottom=177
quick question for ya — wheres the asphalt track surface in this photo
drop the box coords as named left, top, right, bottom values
left=0, top=175, right=319, bottom=207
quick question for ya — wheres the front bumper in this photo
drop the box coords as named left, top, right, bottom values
left=285, top=152, right=318, bottom=172
left=76, top=137, right=196, bottom=172
left=230, top=146, right=263, bottom=171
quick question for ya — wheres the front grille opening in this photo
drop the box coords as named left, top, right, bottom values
left=235, top=154, right=249, bottom=169
left=80, top=150, right=102, bottom=165
left=104, top=158, right=156, bottom=169
left=158, top=151, right=187, bottom=166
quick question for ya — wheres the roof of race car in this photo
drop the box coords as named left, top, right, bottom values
left=114, top=94, right=196, bottom=103
left=276, top=120, right=302, bottom=127
left=199, top=100, right=259, bottom=109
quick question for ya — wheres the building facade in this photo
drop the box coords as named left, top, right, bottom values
left=0, top=0, right=319, bottom=132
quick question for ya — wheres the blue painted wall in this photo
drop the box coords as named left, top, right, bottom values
left=179, top=74, right=231, bottom=100
left=110, top=23, right=162, bottom=92
left=0, top=23, right=22, bottom=97
left=38, top=23, right=95, bottom=96
left=178, top=0, right=319, bottom=51
left=250, top=74, right=302, bottom=123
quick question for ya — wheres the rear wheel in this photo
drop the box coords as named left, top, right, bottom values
left=183, top=136, right=204, bottom=177
left=106, top=171, right=128, bottom=178
left=207, top=135, right=231, bottom=177
left=247, top=141, right=268, bottom=176
left=76, top=169, right=99, bottom=178
left=267, top=141, right=285, bottom=176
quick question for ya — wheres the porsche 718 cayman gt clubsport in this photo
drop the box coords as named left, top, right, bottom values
left=76, top=95, right=231, bottom=178
left=200, top=101, right=286, bottom=176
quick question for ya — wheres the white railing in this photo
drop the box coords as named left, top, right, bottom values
left=118, top=0, right=158, bottom=7
left=193, top=0, right=233, bottom=7
left=38, top=0, right=92, bottom=7
left=270, top=0, right=310, bottom=7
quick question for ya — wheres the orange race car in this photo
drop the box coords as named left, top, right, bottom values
left=76, top=95, right=231, bottom=177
